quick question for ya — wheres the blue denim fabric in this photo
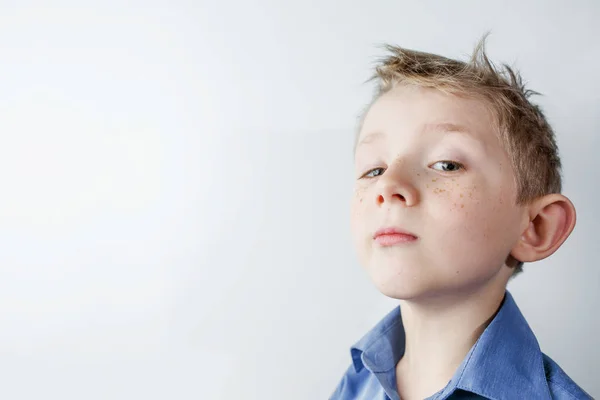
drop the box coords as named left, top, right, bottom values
left=330, top=291, right=592, bottom=400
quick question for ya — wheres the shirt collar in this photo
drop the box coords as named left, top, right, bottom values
left=350, top=304, right=404, bottom=374
left=349, top=291, right=552, bottom=399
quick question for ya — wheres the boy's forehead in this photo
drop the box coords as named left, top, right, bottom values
left=358, top=86, right=498, bottom=146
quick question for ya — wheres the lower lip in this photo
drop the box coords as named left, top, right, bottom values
left=374, top=233, right=418, bottom=246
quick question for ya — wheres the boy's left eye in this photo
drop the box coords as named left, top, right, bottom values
left=430, top=161, right=464, bottom=172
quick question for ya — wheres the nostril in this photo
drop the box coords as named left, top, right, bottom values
left=378, top=193, right=406, bottom=204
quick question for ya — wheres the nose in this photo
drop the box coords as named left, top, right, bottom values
left=375, top=164, right=419, bottom=207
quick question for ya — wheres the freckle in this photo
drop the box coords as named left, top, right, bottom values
left=452, top=179, right=455, bottom=181
left=417, top=173, right=420, bottom=176
left=426, top=184, right=429, bottom=188
left=461, top=204, right=464, bottom=208
left=456, top=270, right=459, bottom=274
left=432, top=179, right=437, bottom=182
left=460, top=194, right=463, bottom=197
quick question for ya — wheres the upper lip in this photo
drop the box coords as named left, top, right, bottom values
left=373, top=227, right=417, bottom=239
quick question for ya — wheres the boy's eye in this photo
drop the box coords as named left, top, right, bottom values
left=430, top=161, right=464, bottom=172
left=361, top=167, right=385, bottom=179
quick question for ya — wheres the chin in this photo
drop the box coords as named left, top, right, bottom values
left=365, top=259, right=431, bottom=300
left=372, top=279, right=433, bottom=300
left=368, top=261, right=510, bottom=303
left=375, top=284, right=422, bottom=300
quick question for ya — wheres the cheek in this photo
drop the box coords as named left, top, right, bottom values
left=350, top=185, right=368, bottom=233
left=425, top=179, right=478, bottom=215
left=350, top=185, right=373, bottom=264
left=351, top=184, right=370, bottom=212
left=426, top=179, right=496, bottom=236
left=426, top=179, right=519, bottom=249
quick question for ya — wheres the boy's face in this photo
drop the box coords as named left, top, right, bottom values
left=351, top=85, right=527, bottom=300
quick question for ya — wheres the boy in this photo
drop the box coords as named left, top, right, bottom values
left=331, top=37, right=592, bottom=400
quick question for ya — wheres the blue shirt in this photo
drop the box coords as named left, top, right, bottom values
left=330, top=291, right=592, bottom=400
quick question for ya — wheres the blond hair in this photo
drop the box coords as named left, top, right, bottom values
left=358, top=35, right=563, bottom=275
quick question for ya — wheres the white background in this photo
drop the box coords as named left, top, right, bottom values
left=0, top=1, right=598, bottom=399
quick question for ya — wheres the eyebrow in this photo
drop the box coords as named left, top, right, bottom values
left=356, top=122, right=473, bottom=149
left=356, top=131, right=385, bottom=148
left=421, top=122, right=473, bottom=136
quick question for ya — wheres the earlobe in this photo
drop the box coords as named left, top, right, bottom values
left=510, top=194, right=577, bottom=263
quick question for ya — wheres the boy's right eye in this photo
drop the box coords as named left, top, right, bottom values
left=361, top=167, right=385, bottom=179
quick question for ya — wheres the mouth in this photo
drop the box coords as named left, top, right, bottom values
left=373, top=227, right=418, bottom=246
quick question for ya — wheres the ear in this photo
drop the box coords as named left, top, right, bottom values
left=510, top=194, right=577, bottom=263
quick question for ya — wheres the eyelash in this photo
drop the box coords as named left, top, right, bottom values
left=360, top=167, right=385, bottom=179
left=359, top=161, right=465, bottom=179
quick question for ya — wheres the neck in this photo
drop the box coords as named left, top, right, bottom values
left=395, top=282, right=507, bottom=399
